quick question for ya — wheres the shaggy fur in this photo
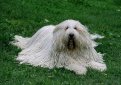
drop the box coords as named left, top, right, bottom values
left=12, top=20, right=106, bottom=75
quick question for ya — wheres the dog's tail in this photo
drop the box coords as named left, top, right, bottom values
left=91, top=34, right=104, bottom=40
left=11, top=35, right=30, bottom=49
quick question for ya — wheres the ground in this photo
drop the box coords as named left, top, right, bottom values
left=0, top=0, right=121, bottom=85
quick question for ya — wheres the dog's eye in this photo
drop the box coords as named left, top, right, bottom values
left=65, top=26, right=69, bottom=30
left=74, top=27, right=77, bottom=30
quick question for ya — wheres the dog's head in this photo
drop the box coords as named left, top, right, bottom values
left=53, top=20, right=92, bottom=51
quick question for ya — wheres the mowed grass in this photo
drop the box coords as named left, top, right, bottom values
left=0, top=0, right=121, bottom=85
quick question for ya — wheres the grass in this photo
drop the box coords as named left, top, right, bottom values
left=0, top=0, right=121, bottom=85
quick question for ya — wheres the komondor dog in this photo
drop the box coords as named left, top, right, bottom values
left=12, top=20, right=107, bottom=75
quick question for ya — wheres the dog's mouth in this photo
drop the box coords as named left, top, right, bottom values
left=67, top=37, right=76, bottom=50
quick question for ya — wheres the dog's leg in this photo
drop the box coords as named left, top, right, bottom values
left=65, top=64, right=87, bottom=75
left=88, top=61, right=107, bottom=72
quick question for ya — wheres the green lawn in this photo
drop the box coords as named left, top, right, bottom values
left=0, top=0, right=121, bottom=85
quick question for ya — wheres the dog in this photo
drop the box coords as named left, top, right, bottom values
left=12, top=19, right=106, bottom=75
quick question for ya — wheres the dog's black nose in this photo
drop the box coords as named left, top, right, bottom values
left=69, top=33, right=74, bottom=38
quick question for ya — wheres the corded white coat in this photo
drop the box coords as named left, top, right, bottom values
left=12, top=20, right=106, bottom=75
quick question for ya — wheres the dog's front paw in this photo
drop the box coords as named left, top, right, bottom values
left=65, top=64, right=87, bottom=75
left=89, top=61, right=107, bottom=72
left=75, top=66, right=87, bottom=75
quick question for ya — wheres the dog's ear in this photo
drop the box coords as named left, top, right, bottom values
left=53, top=23, right=66, bottom=33
left=76, top=21, right=88, bottom=32
left=53, top=25, right=61, bottom=33
left=77, top=25, right=89, bottom=35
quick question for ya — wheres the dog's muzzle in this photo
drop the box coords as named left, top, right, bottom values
left=67, top=33, right=76, bottom=50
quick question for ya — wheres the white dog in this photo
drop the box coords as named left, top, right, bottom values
left=12, top=20, right=106, bottom=75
